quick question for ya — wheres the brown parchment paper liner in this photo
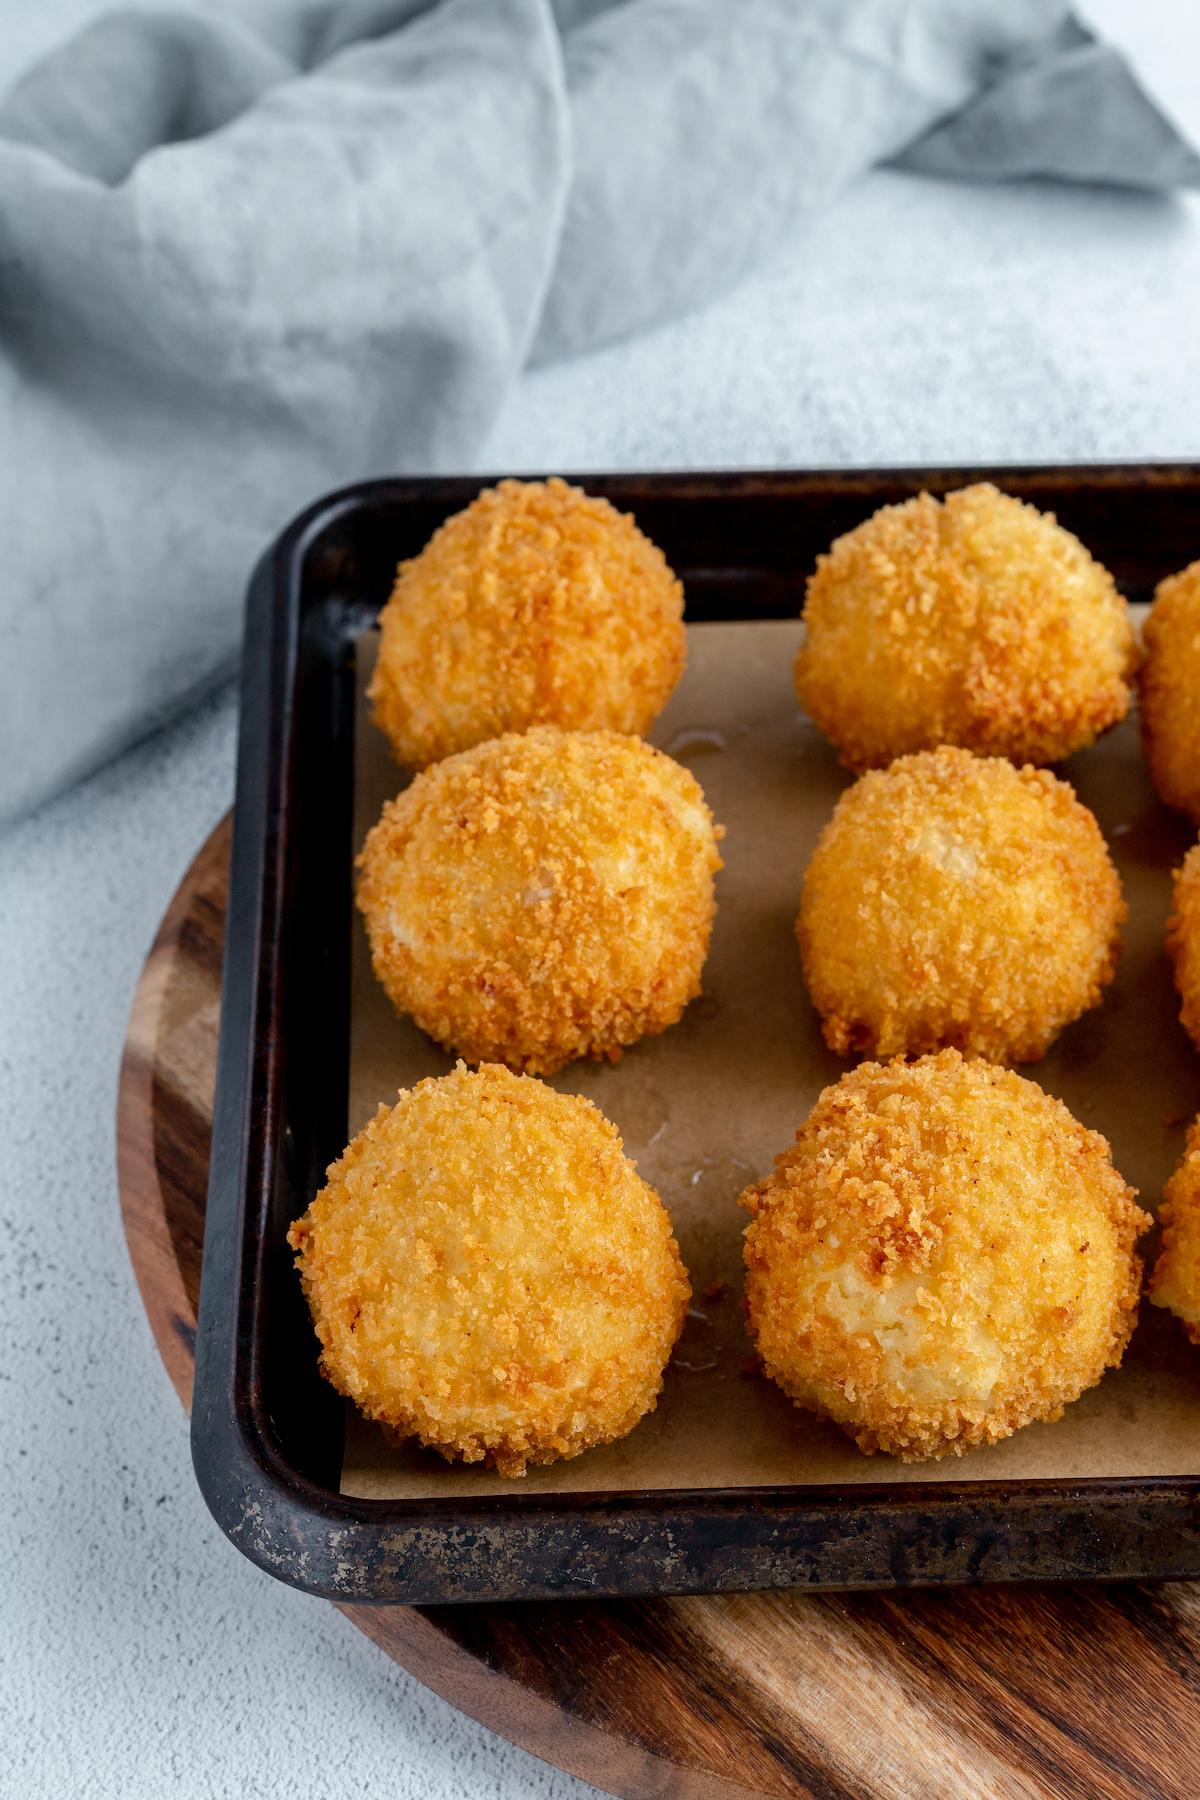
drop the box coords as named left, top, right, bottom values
left=341, top=618, right=1200, bottom=1499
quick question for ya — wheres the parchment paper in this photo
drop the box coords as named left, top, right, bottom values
left=343, top=617, right=1200, bottom=1498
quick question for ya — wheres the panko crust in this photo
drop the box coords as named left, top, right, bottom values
left=1141, top=562, right=1200, bottom=824
left=1167, top=844, right=1200, bottom=1053
left=1149, top=1118, right=1200, bottom=1346
left=287, top=1063, right=691, bottom=1477
left=795, top=483, right=1138, bottom=772
left=740, top=1051, right=1149, bottom=1461
left=356, top=726, right=723, bottom=1075
left=368, top=477, right=686, bottom=768
left=798, top=747, right=1125, bottom=1064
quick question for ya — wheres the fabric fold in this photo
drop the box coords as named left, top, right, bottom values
left=532, top=0, right=1200, bottom=361
left=0, top=0, right=570, bottom=823
left=896, top=24, right=1200, bottom=187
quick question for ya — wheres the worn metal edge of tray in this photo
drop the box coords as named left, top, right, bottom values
left=192, top=465, right=1200, bottom=1605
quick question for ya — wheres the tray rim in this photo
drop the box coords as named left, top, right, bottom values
left=192, top=460, right=1200, bottom=1603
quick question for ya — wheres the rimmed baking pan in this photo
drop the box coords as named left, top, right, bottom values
left=192, top=464, right=1200, bottom=1603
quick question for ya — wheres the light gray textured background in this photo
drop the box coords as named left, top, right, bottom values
left=5, top=3, right=1200, bottom=1796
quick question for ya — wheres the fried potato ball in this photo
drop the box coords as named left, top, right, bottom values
left=797, top=747, right=1124, bottom=1064
left=1148, top=1119, right=1200, bottom=1345
left=368, top=477, right=686, bottom=768
left=740, top=1050, right=1149, bottom=1461
left=1141, top=561, right=1200, bottom=824
left=1167, top=843, right=1200, bottom=1053
left=357, top=726, right=723, bottom=1075
left=287, top=1063, right=691, bottom=1477
left=795, top=483, right=1138, bottom=772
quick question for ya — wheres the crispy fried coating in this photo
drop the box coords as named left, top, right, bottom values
left=798, top=747, right=1124, bottom=1064
left=1148, top=1118, right=1200, bottom=1345
left=795, top=483, right=1138, bottom=772
left=1141, top=561, right=1200, bottom=824
left=357, top=726, right=724, bottom=1075
left=368, top=477, right=686, bottom=768
left=1167, top=843, right=1200, bottom=1053
left=740, top=1050, right=1149, bottom=1461
left=288, top=1063, right=691, bottom=1477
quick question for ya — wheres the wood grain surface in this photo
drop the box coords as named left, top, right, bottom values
left=118, top=817, right=1200, bottom=1800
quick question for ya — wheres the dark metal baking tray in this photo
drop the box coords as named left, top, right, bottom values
left=192, top=463, right=1200, bottom=1603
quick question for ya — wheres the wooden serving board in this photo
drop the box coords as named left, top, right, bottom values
left=119, top=815, right=1200, bottom=1800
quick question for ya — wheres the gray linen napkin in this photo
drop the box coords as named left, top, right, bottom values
left=0, top=0, right=1195, bottom=829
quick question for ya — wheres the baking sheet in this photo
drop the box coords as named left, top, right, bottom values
left=343, top=618, right=1200, bottom=1498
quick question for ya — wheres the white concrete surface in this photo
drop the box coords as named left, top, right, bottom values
left=5, top=4, right=1200, bottom=1797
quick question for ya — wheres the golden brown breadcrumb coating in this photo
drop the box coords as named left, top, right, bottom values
left=288, top=1064, right=691, bottom=1477
left=740, top=1051, right=1148, bottom=1461
left=1141, top=561, right=1200, bottom=824
left=1149, top=1118, right=1200, bottom=1345
left=795, top=483, right=1138, bottom=772
left=357, top=726, right=724, bottom=1075
left=368, top=477, right=686, bottom=768
left=798, top=747, right=1124, bottom=1063
left=1167, top=843, right=1200, bottom=1053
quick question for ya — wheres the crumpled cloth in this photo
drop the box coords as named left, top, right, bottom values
left=0, top=0, right=1196, bottom=828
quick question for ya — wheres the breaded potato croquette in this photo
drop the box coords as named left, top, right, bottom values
left=288, top=1063, right=691, bottom=1477
left=795, top=483, right=1138, bottom=771
left=1167, top=843, right=1200, bottom=1052
left=740, top=1051, right=1149, bottom=1461
left=369, top=478, right=686, bottom=768
left=1149, top=1119, right=1200, bottom=1344
left=357, top=727, right=723, bottom=1075
left=798, top=747, right=1124, bottom=1063
left=1141, top=561, right=1200, bottom=823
